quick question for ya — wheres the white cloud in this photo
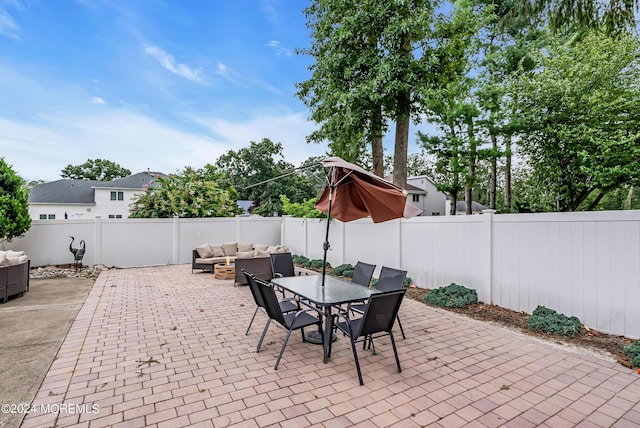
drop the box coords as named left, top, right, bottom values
left=145, top=45, right=207, bottom=85
left=216, top=62, right=281, bottom=94
left=267, top=40, right=292, bottom=57
left=0, top=9, right=20, bottom=39
left=91, top=96, right=105, bottom=104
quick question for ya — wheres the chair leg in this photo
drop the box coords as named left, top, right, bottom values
left=397, top=316, right=406, bottom=340
left=246, top=307, right=260, bottom=335
left=349, top=337, right=364, bottom=386
left=389, top=330, right=402, bottom=374
left=275, top=329, right=293, bottom=370
left=256, top=319, right=271, bottom=352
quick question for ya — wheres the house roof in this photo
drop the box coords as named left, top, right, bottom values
left=28, top=172, right=166, bottom=204
left=93, top=171, right=165, bottom=189
left=28, top=179, right=102, bottom=204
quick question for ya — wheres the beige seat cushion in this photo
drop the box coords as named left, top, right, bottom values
left=254, top=250, right=270, bottom=258
left=210, top=245, right=225, bottom=257
left=196, top=244, right=214, bottom=258
left=238, top=242, right=253, bottom=252
left=222, top=242, right=237, bottom=256
left=235, top=251, right=255, bottom=259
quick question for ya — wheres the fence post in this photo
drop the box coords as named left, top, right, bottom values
left=94, top=216, right=102, bottom=266
left=172, top=216, right=180, bottom=265
left=482, top=210, right=496, bottom=304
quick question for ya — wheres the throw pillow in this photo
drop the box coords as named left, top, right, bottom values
left=210, top=245, right=225, bottom=257
left=254, top=244, right=268, bottom=252
left=275, top=245, right=289, bottom=253
left=266, top=246, right=278, bottom=254
left=238, top=242, right=253, bottom=252
left=254, top=250, right=270, bottom=258
left=222, top=242, right=237, bottom=256
left=196, top=244, right=214, bottom=258
left=236, top=251, right=254, bottom=259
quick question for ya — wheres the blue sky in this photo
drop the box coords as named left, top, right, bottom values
left=1, top=0, right=426, bottom=182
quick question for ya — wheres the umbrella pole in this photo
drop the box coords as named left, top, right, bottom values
left=321, top=169, right=336, bottom=287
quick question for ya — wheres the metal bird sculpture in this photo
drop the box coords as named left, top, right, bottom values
left=69, top=236, right=79, bottom=257
left=74, top=240, right=86, bottom=271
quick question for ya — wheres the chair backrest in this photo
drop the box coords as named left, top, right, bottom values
left=270, top=252, right=296, bottom=278
left=243, top=269, right=266, bottom=309
left=376, top=266, right=407, bottom=292
left=358, top=290, right=406, bottom=338
left=254, top=277, right=287, bottom=326
left=351, top=261, right=375, bottom=287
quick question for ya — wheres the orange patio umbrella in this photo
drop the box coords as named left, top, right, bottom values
left=315, top=157, right=421, bottom=284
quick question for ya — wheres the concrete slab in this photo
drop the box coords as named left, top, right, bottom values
left=0, top=277, right=93, bottom=428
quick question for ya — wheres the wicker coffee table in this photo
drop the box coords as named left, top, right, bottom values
left=214, top=262, right=235, bottom=280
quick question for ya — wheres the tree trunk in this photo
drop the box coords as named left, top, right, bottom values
left=490, top=133, right=497, bottom=210
left=393, top=33, right=411, bottom=188
left=450, top=193, right=458, bottom=215
left=504, top=135, right=512, bottom=211
left=625, top=185, right=634, bottom=210
left=393, top=110, right=409, bottom=187
left=371, top=106, right=384, bottom=177
left=465, top=121, right=476, bottom=215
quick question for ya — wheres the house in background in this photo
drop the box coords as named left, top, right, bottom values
left=28, top=171, right=165, bottom=220
left=406, top=175, right=447, bottom=216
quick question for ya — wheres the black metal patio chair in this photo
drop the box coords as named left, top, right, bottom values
left=242, top=269, right=298, bottom=336
left=349, top=266, right=407, bottom=339
left=351, top=261, right=376, bottom=287
left=254, top=276, right=324, bottom=370
left=333, top=289, right=406, bottom=385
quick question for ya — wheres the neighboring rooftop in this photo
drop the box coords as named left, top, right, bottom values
left=28, top=179, right=102, bottom=204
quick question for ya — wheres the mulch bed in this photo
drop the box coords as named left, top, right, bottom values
left=405, top=286, right=636, bottom=369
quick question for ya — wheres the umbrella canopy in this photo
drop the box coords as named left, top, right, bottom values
left=315, top=157, right=422, bottom=222
left=314, top=157, right=421, bottom=284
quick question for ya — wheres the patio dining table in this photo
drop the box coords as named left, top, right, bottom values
left=271, top=274, right=381, bottom=364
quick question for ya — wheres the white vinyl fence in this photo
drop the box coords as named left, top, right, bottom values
left=282, top=211, right=640, bottom=339
left=6, top=211, right=639, bottom=338
left=5, top=216, right=283, bottom=268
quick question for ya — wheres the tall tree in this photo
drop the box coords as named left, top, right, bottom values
left=298, top=0, right=441, bottom=184
left=0, top=158, right=31, bottom=242
left=215, top=139, right=317, bottom=216
left=508, top=31, right=640, bottom=211
left=61, top=159, right=131, bottom=181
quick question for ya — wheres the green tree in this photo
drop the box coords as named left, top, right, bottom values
left=517, top=0, right=639, bottom=34
left=279, top=195, right=327, bottom=218
left=129, top=166, right=241, bottom=218
left=61, top=159, right=131, bottom=181
left=298, top=0, right=442, bottom=186
left=0, top=158, right=31, bottom=242
left=215, top=139, right=318, bottom=216
left=508, top=31, right=640, bottom=211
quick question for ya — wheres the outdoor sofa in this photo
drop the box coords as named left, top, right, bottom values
left=0, top=250, right=30, bottom=303
left=192, top=242, right=289, bottom=285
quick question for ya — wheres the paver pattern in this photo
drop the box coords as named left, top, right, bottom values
left=22, top=265, right=640, bottom=427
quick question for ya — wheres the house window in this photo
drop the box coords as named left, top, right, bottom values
left=108, top=214, right=123, bottom=219
left=110, top=191, right=124, bottom=201
left=39, top=214, right=47, bottom=220
left=412, top=194, right=420, bottom=202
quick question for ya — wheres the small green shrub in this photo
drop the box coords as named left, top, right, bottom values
left=292, top=254, right=310, bottom=267
left=308, top=259, right=330, bottom=269
left=527, top=306, right=582, bottom=337
left=424, top=283, right=478, bottom=308
left=333, top=264, right=355, bottom=277
left=623, top=341, right=640, bottom=367
left=371, top=277, right=412, bottom=288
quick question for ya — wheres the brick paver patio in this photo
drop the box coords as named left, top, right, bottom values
left=22, top=265, right=640, bottom=427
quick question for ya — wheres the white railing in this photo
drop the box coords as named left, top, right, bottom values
left=6, top=211, right=639, bottom=338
